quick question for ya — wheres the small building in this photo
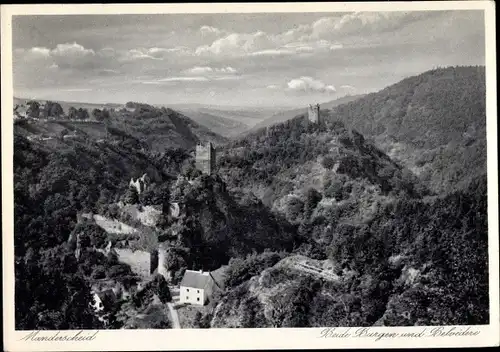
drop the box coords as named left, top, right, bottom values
left=195, top=142, right=216, bottom=175
left=179, top=269, right=224, bottom=306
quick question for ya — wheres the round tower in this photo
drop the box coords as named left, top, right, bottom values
left=157, top=242, right=170, bottom=280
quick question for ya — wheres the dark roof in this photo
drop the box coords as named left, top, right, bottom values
left=180, top=271, right=212, bottom=289
left=209, top=266, right=228, bottom=290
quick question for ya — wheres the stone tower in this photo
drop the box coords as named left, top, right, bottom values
left=157, top=242, right=170, bottom=280
left=195, top=141, right=216, bottom=175
left=307, top=103, right=320, bottom=124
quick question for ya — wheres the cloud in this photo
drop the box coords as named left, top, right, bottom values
left=195, top=26, right=344, bottom=58
left=340, top=84, right=356, bottom=92
left=122, top=49, right=160, bottom=61
left=200, top=25, right=224, bottom=36
left=51, top=42, right=95, bottom=58
left=158, top=76, right=209, bottom=82
left=97, top=69, right=120, bottom=76
left=283, top=40, right=343, bottom=53
left=191, top=12, right=441, bottom=59
left=287, top=76, right=336, bottom=93
left=18, top=42, right=117, bottom=71
left=135, top=76, right=210, bottom=85
left=146, top=46, right=192, bottom=58
left=276, top=12, right=436, bottom=46
left=195, top=31, right=273, bottom=56
left=29, top=47, right=51, bottom=57
left=62, top=88, right=93, bottom=92
left=118, top=47, right=193, bottom=62
left=248, top=48, right=295, bottom=56
left=185, top=66, right=237, bottom=75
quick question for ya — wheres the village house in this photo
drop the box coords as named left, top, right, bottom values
left=179, top=268, right=226, bottom=306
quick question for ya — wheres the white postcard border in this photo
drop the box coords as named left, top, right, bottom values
left=2, top=2, right=498, bottom=351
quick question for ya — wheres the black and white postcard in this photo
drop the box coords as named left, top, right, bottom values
left=1, top=2, right=498, bottom=351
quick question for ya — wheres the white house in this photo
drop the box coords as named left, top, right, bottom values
left=179, top=269, right=225, bottom=306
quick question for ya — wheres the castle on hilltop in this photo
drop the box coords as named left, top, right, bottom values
left=307, top=104, right=320, bottom=124
left=195, top=141, right=216, bottom=175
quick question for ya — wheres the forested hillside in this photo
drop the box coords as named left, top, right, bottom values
left=218, top=116, right=428, bottom=229
left=325, top=66, right=486, bottom=194
left=14, top=100, right=226, bottom=152
left=13, top=130, right=189, bottom=329
left=208, top=67, right=489, bottom=327
left=204, top=175, right=488, bottom=327
left=154, top=170, right=297, bottom=283
left=116, top=103, right=227, bottom=150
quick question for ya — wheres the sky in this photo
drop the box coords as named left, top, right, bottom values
left=12, top=10, right=485, bottom=108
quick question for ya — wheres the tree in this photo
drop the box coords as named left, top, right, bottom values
left=321, top=156, right=335, bottom=170
left=284, top=196, right=304, bottom=222
left=50, top=102, right=64, bottom=117
left=15, top=245, right=103, bottom=330
left=151, top=274, right=172, bottom=303
left=124, top=187, right=139, bottom=205
left=77, top=108, right=89, bottom=120
left=139, top=183, right=170, bottom=210
left=26, top=101, right=40, bottom=118
left=102, top=108, right=110, bottom=119
left=68, top=107, right=78, bottom=119
left=42, top=101, right=64, bottom=118
left=304, top=187, right=322, bottom=217
left=92, top=108, right=102, bottom=120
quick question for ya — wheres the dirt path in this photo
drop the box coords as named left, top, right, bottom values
left=167, top=302, right=181, bottom=329
left=168, top=286, right=181, bottom=328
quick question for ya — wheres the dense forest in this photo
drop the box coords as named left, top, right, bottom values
left=325, top=66, right=486, bottom=194
left=13, top=66, right=489, bottom=329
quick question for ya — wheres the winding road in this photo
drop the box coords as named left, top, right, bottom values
left=167, top=286, right=181, bottom=329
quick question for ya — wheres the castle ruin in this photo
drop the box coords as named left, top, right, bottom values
left=307, top=104, right=320, bottom=124
left=195, top=142, right=216, bottom=175
left=157, top=242, right=170, bottom=280
left=129, top=173, right=150, bottom=194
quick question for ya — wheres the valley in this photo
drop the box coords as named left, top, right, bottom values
left=13, top=66, right=489, bottom=330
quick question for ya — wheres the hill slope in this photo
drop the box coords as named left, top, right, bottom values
left=114, top=104, right=227, bottom=151
left=205, top=175, right=487, bottom=328
left=325, top=66, right=486, bottom=194
left=218, top=116, right=426, bottom=221
left=14, top=101, right=227, bottom=152
left=174, top=109, right=250, bottom=138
